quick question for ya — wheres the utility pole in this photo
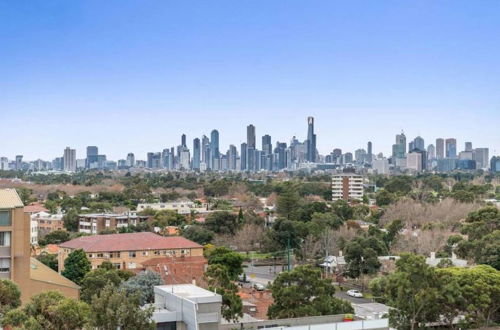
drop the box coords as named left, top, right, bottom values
left=287, top=238, right=291, bottom=272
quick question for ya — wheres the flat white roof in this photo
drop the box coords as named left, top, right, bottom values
left=155, top=284, right=219, bottom=299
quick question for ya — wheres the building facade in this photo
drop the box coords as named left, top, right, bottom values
left=332, top=173, right=364, bottom=201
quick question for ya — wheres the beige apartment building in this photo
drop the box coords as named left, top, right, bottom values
left=332, top=173, right=364, bottom=201
left=59, top=232, right=203, bottom=271
left=78, top=213, right=152, bottom=234
left=0, top=189, right=79, bottom=303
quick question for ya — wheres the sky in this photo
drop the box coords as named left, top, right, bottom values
left=1, top=1, right=500, bottom=161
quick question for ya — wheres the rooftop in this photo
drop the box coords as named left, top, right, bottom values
left=30, top=258, right=80, bottom=289
left=0, top=189, right=24, bottom=209
left=24, top=202, right=49, bottom=214
left=59, top=232, right=202, bottom=252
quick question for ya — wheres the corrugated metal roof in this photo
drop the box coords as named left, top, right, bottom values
left=0, top=189, right=24, bottom=209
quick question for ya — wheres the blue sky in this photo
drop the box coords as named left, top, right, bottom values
left=1, top=1, right=499, bottom=160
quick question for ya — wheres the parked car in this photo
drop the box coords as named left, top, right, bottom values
left=253, top=283, right=265, bottom=291
left=346, top=289, right=363, bottom=298
left=238, top=274, right=250, bottom=283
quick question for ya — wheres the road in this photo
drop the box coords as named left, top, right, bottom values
left=334, top=291, right=372, bottom=304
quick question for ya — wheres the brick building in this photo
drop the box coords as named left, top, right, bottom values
left=58, top=232, right=203, bottom=271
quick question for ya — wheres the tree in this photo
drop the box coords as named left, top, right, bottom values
left=0, top=280, right=21, bottom=317
left=384, top=176, right=413, bottom=194
left=2, top=291, right=90, bottom=330
left=205, top=264, right=243, bottom=322
left=63, top=208, right=80, bottom=232
left=344, top=236, right=387, bottom=278
left=276, top=187, right=301, bottom=220
left=88, top=285, right=155, bottom=330
left=206, top=246, right=244, bottom=280
left=376, top=189, right=394, bottom=207
left=182, top=225, right=214, bottom=245
left=80, top=264, right=132, bottom=303
left=331, top=199, right=353, bottom=220
left=62, top=249, right=91, bottom=285
left=39, top=230, right=70, bottom=245
left=268, top=265, right=353, bottom=319
left=205, top=211, right=240, bottom=235
left=120, top=270, right=163, bottom=305
left=36, top=252, right=58, bottom=271
left=369, top=254, right=441, bottom=330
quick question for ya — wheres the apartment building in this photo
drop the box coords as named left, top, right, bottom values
left=0, top=189, right=79, bottom=302
left=31, top=211, right=64, bottom=237
left=78, top=213, right=152, bottom=234
left=332, top=173, right=364, bottom=201
left=59, top=232, right=203, bottom=271
left=137, top=201, right=207, bottom=215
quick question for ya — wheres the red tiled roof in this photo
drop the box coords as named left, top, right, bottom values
left=24, top=203, right=49, bottom=213
left=59, top=232, right=202, bottom=252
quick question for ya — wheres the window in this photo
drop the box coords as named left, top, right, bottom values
left=154, top=251, right=160, bottom=255
left=0, top=232, right=11, bottom=246
left=112, top=263, right=121, bottom=269
left=0, top=212, right=11, bottom=226
left=142, top=251, right=148, bottom=256
left=0, top=258, right=10, bottom=273
left=129, top=251, right=136, bottom=258
left=127, top=262, right=136, bottom=269
left=97, top=253, right=104, bottom=258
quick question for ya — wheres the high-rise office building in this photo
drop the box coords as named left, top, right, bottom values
left=86, top=146, right=98, bottom=169
left=367, top=141, right=372, bottom=164
left=262, top=135, right=272, bottom=155
left=210, top=130, right=219, bottom=170
left=445, top=138, right=457, bottom=159
left=465, top=142, right=473, bottom=152
left=473, top=148, right=489, bottom=170
left=436, top=138, right=445, bottom=159
left=228, top=145, right=237, bottom=170
left=192, top=138, right=201, bottom=170
left=240, top=143, right=247, bottom=171
left=181, top=134, right=187, bottom=147
left=63, top=147, right=76, bottom=172
left=306, top=117, right=316, bottom=162
left=201, top=135, right=209, bottom=165
left=15, top=155, right=23, bottom=170
left=427, top=144, right=435, bottom=160
left=413, top=136, right=425, bottom=151
left=126, top=153, right=135, bottom=167
left=392, top=131, right=406, bottom=160
left=491, top=156, right=500, bottom=173
left=247, top=125, right=256, bottom=149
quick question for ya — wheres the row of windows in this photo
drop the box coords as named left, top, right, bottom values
left=87, top=249, right=190, bottom=259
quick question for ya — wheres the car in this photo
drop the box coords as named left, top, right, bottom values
left=253, top=283, right=265, bottom=291
left=238, top=274, right=250, bottom=283
left=346, top=289, right=363, bottom=298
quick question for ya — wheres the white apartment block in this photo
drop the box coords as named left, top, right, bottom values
left=332, top=174, right=364, bottom=201
left=406, top=152, right=422, bottom=172
left=372, top=158, right=389, bottom=175
left=137, top=201, right=207, bottom=214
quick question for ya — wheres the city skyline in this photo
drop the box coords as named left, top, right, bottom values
left=2, top=1, right=500, bottom=159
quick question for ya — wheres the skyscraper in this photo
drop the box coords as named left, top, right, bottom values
left=240, top=143, right=247, bottom=171
left=228, top=145, right=237, bottom=170
left=262, top=135, right=272, bottom=155
left=306, top=117, right=316, bottom=162
left=126, top=153, right=135, bottom=167
left=465, top=142, right=472, bottom=152
left=427, top=144, right=435, bottom=160
left=413, top=136, right=425, bottom=151
left=15, top=155, right=23, bottom=170
left=246, top=125, right=256, bottom=149
left=436, top=138, right=444, bottom=159
left=201, top=135, right=209, bottom=165
left=192, top=138, right=201, bottom=170
left=86, top=146, right=98, bottom=169
left=210, top=130, right=219, bottom=170
left=63, top=147, right=76, bottom=172
left=367, top=141, right=372, bottom=164
left=473, top=148, right=489, bottom=169
left=392, top=131, right=406, bottom=159
left=181, top=134, right=187, bottom=147
left=445, top=138, right=457, bottom=159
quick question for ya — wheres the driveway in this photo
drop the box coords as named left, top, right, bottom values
left=334, top=290, right=372, bottom=304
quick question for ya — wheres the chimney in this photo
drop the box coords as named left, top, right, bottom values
left=430, top=252, right=436, bottom=260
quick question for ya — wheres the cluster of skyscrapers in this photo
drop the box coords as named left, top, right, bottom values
left=1, top=118, right=499, bottom=174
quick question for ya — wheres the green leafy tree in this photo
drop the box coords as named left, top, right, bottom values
left=369, top=254, right=441, bottom=330
left=16, top=187, right=36, bottom=205
left=375, top=189, right=394, bottom=207
left=205, top=211, right=240, bottom=235
left=331, top=199, right=353, bottom=220
left=63, top=208, right=80, bottom=232
left=80, top=263, right=133, bottom=303
left=206, top=246, right=244, bottom=280
left=0, top=279, right=21, bottom=317
left=62, top=249, right=91, bottom=285
left=36, top=252, right=58, bottom=271
left=182, top=225, right=214, bottom=245
left=384, top=176, right=413, bottom=194
left=268, top=265, right=353, bottom=319
left=120, top=270, right=163, bottom=305
left=39, top=230, right=70, bottom=245
left=344, top=236, right=387, bottom=278
left=44, top=200, right=58, bottom=213
left=205, top=264, right=243, bottom=322
left=2, top=291, right=90, bottom=330
left=88, top=285, right=156, bottom=330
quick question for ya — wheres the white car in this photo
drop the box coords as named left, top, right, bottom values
left=346, top=290, right=363, bottom=298
left=253, top=283, right=266, bottom=291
